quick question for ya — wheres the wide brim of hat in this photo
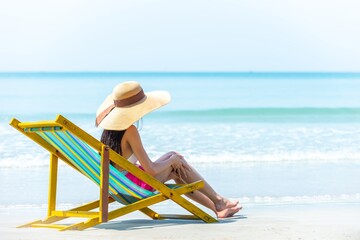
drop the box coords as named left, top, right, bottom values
left=96, top=91, right=171, bottom=130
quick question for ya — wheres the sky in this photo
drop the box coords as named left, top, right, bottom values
left=0, top=0, right=360, bottom=72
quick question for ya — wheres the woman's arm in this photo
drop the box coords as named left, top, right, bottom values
left=125, top=125, right=179, bottom=176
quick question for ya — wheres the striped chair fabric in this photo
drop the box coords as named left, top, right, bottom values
left=24, top=126, right=155, bottom=205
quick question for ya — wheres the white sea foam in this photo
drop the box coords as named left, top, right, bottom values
left=184, top=152, right=360, bottom=164
left=2, top=150, right=360, bottom=168
left=1, top=194, right=359, bottom=210
left=238, top=193, right=360, bottom=206
left=0, top=153, right=67, bottom=168
left=2, top=117, right=360, bottom=167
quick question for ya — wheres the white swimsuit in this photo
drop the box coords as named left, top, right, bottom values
left=127, top=153, right=138, bottom=164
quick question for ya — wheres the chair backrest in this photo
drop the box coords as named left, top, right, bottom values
left=24, top=126, right=155, bottom=204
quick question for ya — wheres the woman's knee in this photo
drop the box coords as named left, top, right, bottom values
left=169, top=151, right=185, bottom=159
left=167, top=151, right=178, bottom=156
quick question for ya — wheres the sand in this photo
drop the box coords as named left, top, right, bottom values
left=1, top=203, right=359, bottom=240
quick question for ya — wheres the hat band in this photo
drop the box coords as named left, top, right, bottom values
left=95, top=89, right=145, bottom=127
left=114, top=89, right=145, bottom=107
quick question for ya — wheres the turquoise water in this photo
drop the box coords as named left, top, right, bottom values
left=1, top=72, right=360, bottom=114
left=0, top=72, right=360, bottom=207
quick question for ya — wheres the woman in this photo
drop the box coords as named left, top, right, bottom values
left=96, top=81, right=241, bottom=218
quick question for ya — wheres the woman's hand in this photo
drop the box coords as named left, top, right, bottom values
left=170, top=153, right=191, bottom=182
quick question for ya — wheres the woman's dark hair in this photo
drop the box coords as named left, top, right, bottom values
left=100, top=129, right=126, bottom=156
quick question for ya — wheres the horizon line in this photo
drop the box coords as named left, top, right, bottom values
left=1, top=71, right=360, bottom=75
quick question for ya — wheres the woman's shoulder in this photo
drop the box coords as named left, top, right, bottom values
left=125, top=125, right=138, bottom=134
left=123, top=125, right=140, bottom=140
left=121, top=125, right=140, bottom=156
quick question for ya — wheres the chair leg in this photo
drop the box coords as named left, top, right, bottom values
left=169, top=187, right=218, bottom=223
left=139, top=207, right=163, bottom=219
left=171, top=195, right=217, bottom=223
left=17, top=198, right=113, bottom=229
left=99, top=146, right=110, bottom=223
left=48, top=154, right=58, bottom=217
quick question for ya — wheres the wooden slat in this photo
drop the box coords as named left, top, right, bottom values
left=52, top=211, right=99, bottom=218
left=31, top=223, right=67, bottom=229
left=18, top=121, right=59, bottom=128
left=172, top=180, right=204, bottom=195
left=157, top=214, right=200, bottom=220
left=99, top=146, right=110, bottom=223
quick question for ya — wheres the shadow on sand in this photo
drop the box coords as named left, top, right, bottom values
left=94, top=214, right=247, bottom=231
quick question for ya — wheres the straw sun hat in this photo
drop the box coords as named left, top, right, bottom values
left=95, top=81, right=171, bottom=130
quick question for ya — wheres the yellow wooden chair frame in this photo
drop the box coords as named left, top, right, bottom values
left=10, top=115, right=217, bottom=231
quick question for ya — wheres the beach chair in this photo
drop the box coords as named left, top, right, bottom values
left=10, top=115, right=217, bottom=231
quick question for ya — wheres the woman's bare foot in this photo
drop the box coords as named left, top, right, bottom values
left=215, top=197, right=239, bottom=212
left=216, top=206, right=241, bottom=218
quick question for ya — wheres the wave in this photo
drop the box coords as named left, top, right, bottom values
left=2, top=151, right=360, bottom=169
left=238, top=193, right=360, bottom=206
left=185, top=152, right=360, bottom=164
left=159, top=107, right=360, bottom=116
left=2, top=108, right=360, bottom=124
left=151, top=108, right=360, bottom=123
left=4, top=107, right=360, bottom=117
left=1, top=194, right=359, bottom=209
left=2, top=108, right=360, bottom=169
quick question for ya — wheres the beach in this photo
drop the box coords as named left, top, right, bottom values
left=1, top=203, right=360, bottom=239
left=2, top=0, right=360, bottom=237
left=1, top=73, right=360, bottom=239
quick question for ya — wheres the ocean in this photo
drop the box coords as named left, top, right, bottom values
left=1, top=72, right=360, bottom=209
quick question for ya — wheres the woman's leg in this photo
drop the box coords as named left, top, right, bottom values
left=152, top=152, right=241, bottom=218
left=175, top=159, right=240, bottom=212
left=152, top=151, right=177, bottom=182
left=171, top=173, right=241, bottom=218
